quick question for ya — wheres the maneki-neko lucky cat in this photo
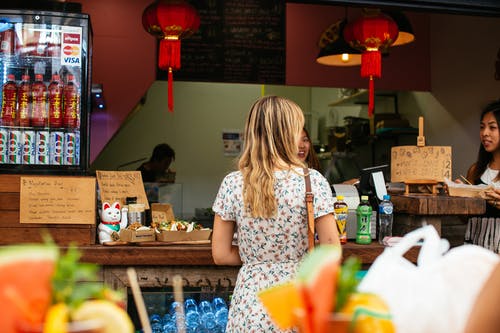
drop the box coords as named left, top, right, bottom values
left=98, top=201, right=128, bottom=244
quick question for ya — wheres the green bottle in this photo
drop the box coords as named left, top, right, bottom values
left=356, top=195, right=372, bottom=244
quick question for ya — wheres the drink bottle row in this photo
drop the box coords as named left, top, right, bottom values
left=0, top=126, right=80, bottom=166
left=148, top=297, right=229, bottom=333
left=0, top=24, right=62, bottom=57
left=0, top=72, right=80, bottom=129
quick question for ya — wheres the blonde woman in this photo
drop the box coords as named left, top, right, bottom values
left=212, top=95, right=339, bottom=332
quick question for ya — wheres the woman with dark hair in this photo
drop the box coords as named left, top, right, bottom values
left=298, top=127, right=322, bottom=172
left=462, top=99, right=500, bottom=253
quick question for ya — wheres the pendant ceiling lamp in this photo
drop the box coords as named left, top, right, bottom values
left=142, top=0, right=200, bottom=112
left=383, top=10, right=415, bottom=46
left=316, top=19, right=361, bottom=67
left=344, top=9, right=398, bottom=117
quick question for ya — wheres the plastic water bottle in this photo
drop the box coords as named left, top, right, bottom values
left=185, top=298, right=201, bottom=331
left=356, top=195, right=372, bottom=244
left=213, top=297, right=228, bottom=332
left=149, top=313, right=163, bottom=333
left=199, top=300, right=217, bottom=331
left=378, top=194, right=393, bottom=244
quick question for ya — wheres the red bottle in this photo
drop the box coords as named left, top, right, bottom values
left=31, top=74, right=48, bottom=128
left=48, top=74, right=63, bottom=128
left=17, top=74, right=31, bottom=127
left=62, top=74, right=79, bottom=129
left=1, top=74, right=17, bottom=126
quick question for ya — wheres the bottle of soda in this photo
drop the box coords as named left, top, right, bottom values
left=48, top=74, right=63, bottom=128
left=31, top=74, right=48, bottom=128
left=1, top=74, right=17, bottom=126
left=62, top=74, right=79, bottom=128
left=334, top=195, right=348, bottom=244
left=356, top=195, right=372, bottom=245
left=17, top=74, right=31, bottom=127
left=378, top=194, right=394, bottom=244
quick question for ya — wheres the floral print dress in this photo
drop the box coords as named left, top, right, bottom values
left=212, top=168, right=334, bottom=332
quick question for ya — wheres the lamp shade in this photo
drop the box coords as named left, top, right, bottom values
left=383, top=10, right=415, bottom=46
left=316, top=19, right=361, bottom=67
left=142, top=0, right=200, bottom=112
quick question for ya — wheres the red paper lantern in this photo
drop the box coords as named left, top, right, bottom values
left=142, top=0, right=200, bottom=112
left=344, top=10, right=398, bottom=117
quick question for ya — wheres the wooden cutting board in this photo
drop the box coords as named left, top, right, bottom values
left=390, top=117, right=452, bottom=182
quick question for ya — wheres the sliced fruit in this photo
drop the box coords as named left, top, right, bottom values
left=295, top=245, right=342, bottom=333
left=339, top=292, right=395, bottom=333
left=257, top=280, right=305, bottom=329
left=0, top=244, right=59, bottom=333
left=71, top=299, right=134, bottom=333
left=43, top=303, right=69, bottom=333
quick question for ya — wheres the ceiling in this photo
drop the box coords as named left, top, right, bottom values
left=291, top=0, right=500, bottom=17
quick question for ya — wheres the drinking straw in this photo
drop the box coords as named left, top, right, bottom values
left=460, top=175, right=472, bottom=185
left=173, top=275, right=186, bottom=333
left=127, top=267, right=152, bottom=333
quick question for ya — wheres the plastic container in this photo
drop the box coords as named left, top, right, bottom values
left=48, top=74, right=63, bottom=128
left=334, top=195, right=348, bottom=244
left=199, top=300, right=217, bottom=331
left=378, top=194, right=393, bottom=244
left=31, top=74, right=48, bottom=127
left=18, top=74, right=31, bottom=127
left=213, top=297, right=228, bottom=332
left=356, top=195, right=372, bottom=244
left=1, top=74, right=17, bottom=126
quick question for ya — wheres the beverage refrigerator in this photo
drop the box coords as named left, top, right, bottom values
left=0, top=7, right=92, bottom=174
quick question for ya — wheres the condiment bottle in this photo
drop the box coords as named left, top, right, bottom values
left=334, top=195, right=348, bottom=244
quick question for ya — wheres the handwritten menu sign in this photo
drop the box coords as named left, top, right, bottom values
left=19, top=176, right=96, bottom=224
left=391, top=146, right=452, bottom=182
left=95, top=171, right=149, bottom=209
left=159, top=0, right=285, bottom=84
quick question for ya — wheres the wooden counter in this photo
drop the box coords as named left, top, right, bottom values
left=392, top=194, right=485, bottom=247
left=75, top=242, right=419, bottom=267
left=68, top=242, right=420, bottom=290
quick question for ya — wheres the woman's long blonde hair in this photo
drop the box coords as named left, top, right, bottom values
left=238, top=95, right=305, bottom=218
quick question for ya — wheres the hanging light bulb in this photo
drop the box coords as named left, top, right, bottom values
left=316, top=19, right=361, bottom=67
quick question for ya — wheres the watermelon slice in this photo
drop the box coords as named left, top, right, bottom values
left=296, top=245, right=342, bottom=333
left=0, top=244, right=59, bottom=333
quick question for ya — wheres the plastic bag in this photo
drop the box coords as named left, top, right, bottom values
left=358, top=225, right=499, bottom=333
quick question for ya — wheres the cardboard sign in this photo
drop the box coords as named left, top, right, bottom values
left=391, top=146, right=452, bottom=182
left=19, top=176, right=96, bottom=224
left=95, top=170, right=149, bottom=209
left=151, top=203, right=175, bottom=224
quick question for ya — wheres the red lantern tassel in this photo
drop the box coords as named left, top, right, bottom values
left=168, top=68, right=174, bottom=112
left=368, top=77, right=374, bottom=117
left=361, top=51, right=381, bottom=78
left=159, top=39, right=181, bottom=70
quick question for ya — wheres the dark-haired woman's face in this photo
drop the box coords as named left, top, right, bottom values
left=298, top=130, right=311, bottom=162
left=480, top=112, right=500, bottom=152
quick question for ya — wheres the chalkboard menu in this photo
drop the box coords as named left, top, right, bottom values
left=157, top=0, right=285, bottom=84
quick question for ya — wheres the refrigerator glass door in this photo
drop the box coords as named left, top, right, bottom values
left=0, top=9, right=91, bottom=174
